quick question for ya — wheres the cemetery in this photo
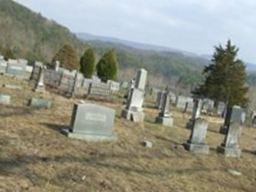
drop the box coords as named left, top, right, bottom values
left=0, top=57, right=256, bottom=192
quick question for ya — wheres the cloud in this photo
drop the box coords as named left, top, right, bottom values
left=14, top=0, right=256, bottom=63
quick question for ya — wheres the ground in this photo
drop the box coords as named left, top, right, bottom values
left=0, top=75, right=256, bottom=192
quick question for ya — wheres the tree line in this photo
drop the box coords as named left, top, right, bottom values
left=52, top=44, right=119, bottom=82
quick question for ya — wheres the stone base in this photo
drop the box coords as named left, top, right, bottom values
left=156, top=116, right=173, bottom=127
left=184, top=142, right=209, bottom=154
left=61, top=129, right=117, bottom=142
left=186, top=119, right=194, bottom=129
left=217, top=145, right=241, bottom=157
left=121, top=109, right=145, bottom=123
left=219, top=125, right=228, bottom=134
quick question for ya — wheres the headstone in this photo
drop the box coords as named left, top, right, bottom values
left=155, top=89, right=174, bottom=127
left=156, top=91, right=165, bottom=109
left=29, top=98, right=52, bottom=109
left=122, top=69, right=147, bottom=123
left=176, top=96, right=193, bottom=112
left=135, top=68, right=147, bottom=90
left=217, top=102, right=226, bottom=117
left=0, top=94, right=11, bottom=105
left=54, top=61, right=60, bottom=72
left=62, top=103, right=117, bottom=141
left=184, top=118, right=209, bottom=154
left=186, top=99, right=203, bottom=129
left=107, top=80, right=120, bottom=92
left=34, top=66, right=45, bottom=92
left=6, top=59, right=27, bottom=77
left=0, top=57, right=7, bottom=73
left=217, top=106, right=244, bottom=157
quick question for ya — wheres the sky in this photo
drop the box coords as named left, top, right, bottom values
left=14, top=0, right=256, bottom=63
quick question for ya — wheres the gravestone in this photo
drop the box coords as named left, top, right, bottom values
left=156, top=91, right=165, bottom=109
left=155, top=90, right=174, bottom=127
left=186, top=99, right=203, bottom=129
left=217, top=102, right=226, bottom=117
left=135, top=68, right=147, bottom=90
left=202, top=99, right=214, bottom=114
left=54, top=61, right=60, bottom=72
left=107, top=80, right=120, bottom=92
left=29, top=98, right=52, bottom=109
left=122, top=69, right=147, bottom=122
left=6, top=59, right=27, bottom=77
left=62, top=103, right=117, bottom=141
left=184, top=118, right=209, bottom=154
left=34, top=66, right=45, bottom=92
left=0, top=94, right=10, bottom=105
left=0, top=57, right=7, bottom=73
left=217, top=106, right=244, bottom=157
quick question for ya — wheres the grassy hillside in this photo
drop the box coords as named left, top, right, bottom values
left=0, top=0, right=85, bottom=63
left=0, top=75, right=256, bottom=192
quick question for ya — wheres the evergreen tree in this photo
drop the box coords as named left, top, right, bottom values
left=194, top=40, right=248, bottom=126
left=80, top=48, right=96, bottom=78
left=52, top=44, right=79, bottom=70
left=97, top=49, right=119, bottom=82
left=3, top=47, right=15, bottom=60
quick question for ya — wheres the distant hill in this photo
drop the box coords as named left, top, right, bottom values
left=77, top=34, right=210, bottom=87
left=0, top=0, right=85, bottom=63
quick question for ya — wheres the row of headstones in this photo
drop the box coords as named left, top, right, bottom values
left=0, top=56, right=33, bottom=79
left=0, top=93, right=52, bottom=108
left=63, top=89, right=244, bottom=158
left=156, top=90, right=226, bottom=116
left=31, top=61, right=120, bottom=97
left=185, top=99, right=244, bottom=157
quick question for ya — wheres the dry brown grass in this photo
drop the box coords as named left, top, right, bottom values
left=0, top=74, right=256, bottom=192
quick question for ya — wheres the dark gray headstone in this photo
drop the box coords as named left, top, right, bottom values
left=62, top=103, right=117, bottom=141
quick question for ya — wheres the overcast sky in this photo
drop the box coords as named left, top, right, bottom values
left=15, top=0, right=256, bottom=63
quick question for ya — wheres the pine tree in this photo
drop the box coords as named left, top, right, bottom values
left=194, top=40, right=248, bottom=126
left=52, top=44, right=79, bottom=70
left=3, top=47, right=15, bottom=60
left=80, top=48, right=96, bottom=78
left=96, top=49, right=118, bottom=82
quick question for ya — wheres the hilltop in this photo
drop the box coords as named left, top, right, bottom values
left=0, top=0, right=85, bottom=63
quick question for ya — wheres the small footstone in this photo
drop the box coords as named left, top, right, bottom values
left=141, top=140, right=153, bottom=148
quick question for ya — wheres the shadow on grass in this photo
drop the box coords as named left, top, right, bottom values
left=41, top=123, right=69, bottom=132
left=0, top=105, right=36, bottom=117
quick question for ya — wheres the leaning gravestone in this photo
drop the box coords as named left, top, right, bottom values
left=217, top=106, right=244, bottom=157
left=29, top=98, right=52, bottom=109
left=0, top=94, right=11, bottom=105
left=62, top=103, right=117, bottom=141
left=155, top=89, right=173, bottom=127
left=184, top=118, right=209, bottom=154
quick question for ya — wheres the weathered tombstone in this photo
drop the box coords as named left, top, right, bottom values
left=135, top=68, right=147, bottom=90
left=155, top=90, right=174, bottom=127
left=62, top=103, right=117, bottom=141
left=0, top=94, right=10, bottom=105
left=184, top=118, right=209, bottom=154
left=0, top=57, right=7, bottom=74
left=186, top=99, right=203, bottom=129
left=6, top=59, right=27, bottom=77
left=217, top=102, right=226, bottom=117
left=54, top=61, right=60, bottom=72
left=29, top=98, right=52, bottom=109
left=217, top=106, right=244, bottom=157
left=34, top=66, right=45, bottom=92
left=156, top=91, right=165, bottom=109
left=122, top=69, right=147, bottom=122
left=107, top=80, right=120, bottom=92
